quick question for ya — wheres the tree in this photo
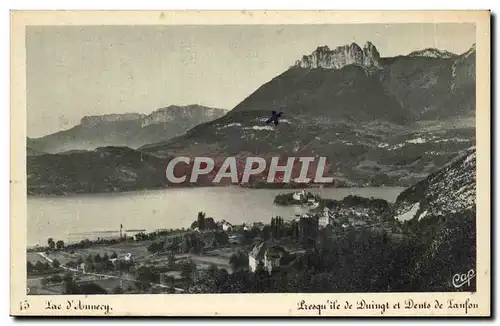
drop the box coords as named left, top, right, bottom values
left=252, top=261, right=270, bottom=292
left=161, top=274, right=175, bottom=287
left=40, top=277, right=49, bottom=286
left=167, top=252, right=175, bottom=269
left=26, top=261, right=34, bottom=274
left=229, top=250, right=248, bottom=273
left=229, top=253, right=239, bottom=272
left=166, top=239, right=180, bottom=254
left=49, top=274, right=63, bottom=283
left=148, top=241, right=164, bottom=254
left=255, top=261, right=266, bottom=274
left=215, top=268, right=229, bottom=287
left=62, top=273, right=80, bottom=294
left=205, top=263, right=218, bottom=280
left=204, top=217, right=217, bottom=230
left=86, top=254, right=94, bottom=264
left=94, top=253, right=102, bottom=263
left=47, top=238, right=55, bottom=250
left=51, top=259, right=61, bottom=269
left=113, top=286, right=124, bottom=294
left=214, top=231, right=229, bottom=246
left=262, top=225, right=271, bottom=241
left=136, top=265, right=160, bottom=289
left=197, top=211, right=205, bottom=230
left=86, top=262, right=95, bottom=273
left=56, top=240, right=65, bottom=250
left=79, top=282, right=108, bottom=294
left=150, top=287, right=161, bottom=294
left=180, top=234, right=192, bottom=253
left=34, top=261, right=45, bottom=273
left=180, top=259, right=196, bottom=282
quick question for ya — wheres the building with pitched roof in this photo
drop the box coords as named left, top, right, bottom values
left=248, top=241, right=284, bottom=274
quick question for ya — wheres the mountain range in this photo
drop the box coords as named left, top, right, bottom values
left=27, top=105, right=227, bottom=154
left=27, top=41, right=476, bottom=194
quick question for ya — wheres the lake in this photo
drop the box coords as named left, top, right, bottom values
left=27, top=186, right=405, bottom=246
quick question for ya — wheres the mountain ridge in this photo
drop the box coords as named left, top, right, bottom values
left=28, top=105, right=228, bottom=154
left=407, top=48, right=458, bottom=59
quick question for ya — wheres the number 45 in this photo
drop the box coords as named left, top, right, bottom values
left=20, top=299, right=30, bottom=311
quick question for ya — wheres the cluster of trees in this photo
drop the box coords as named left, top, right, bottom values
left=274, top=191, right=320, bottom=206
left=340, top=195, right=390, bottom=212
left=188, top=265, right=279, bottom=294
left=270, top=216, right=286, bottom=238
left=40, top=236, right=127, bottom=252
left=133, top=229, right=184, bottom=242
left=148, top=230, right=230, bottom=255
left=27, top=258, right=66, bottom=276
left=321, top=196, right=394, bottom=223
left=197, top=212, right=206, bottom=230
left=131, top=258, right=197, bottom=291
left=65, top=251, right=129, bottom=273
left=46, top=238, right=65, bottom=250
left=187, top=210, right=476, bottom=293
left=135, top=265, right=162, bottom=290
left=62, top=273, right=108, bottom=294
left=238, top=221, right=297, bottom=246
left=229, top=250, right=249, bottom=272
left=59, top=237, right=126, bottom=252
left=190, top=212, right=217, bottom=230
left=147, top=241, right=165, bottom=254
left=27, top=261, right=53, bottom=275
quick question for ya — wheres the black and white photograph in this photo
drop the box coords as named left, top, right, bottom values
left=10, top=10, right=491, bottom=317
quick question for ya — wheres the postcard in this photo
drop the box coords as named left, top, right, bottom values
left=10, top=10, right=491, bottom=317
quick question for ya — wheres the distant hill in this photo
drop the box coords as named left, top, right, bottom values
left=28, top=105, right=227, bottom=154
left=27, top=147, right=169, bottom=195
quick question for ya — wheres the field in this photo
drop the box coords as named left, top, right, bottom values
left=27, top=234, right=261, bottom=296
left=28, top=241, right=155, bottom=266
left=27, top=252, right=49, bottom=264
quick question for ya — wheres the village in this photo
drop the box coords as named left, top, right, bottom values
left=26, top=190, right=403, bottom=295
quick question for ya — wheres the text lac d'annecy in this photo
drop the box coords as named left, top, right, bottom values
left=165, top=156, right=334, bottom=184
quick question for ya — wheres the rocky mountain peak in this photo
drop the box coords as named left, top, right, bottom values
left=294, top=41, right=382, bottom=70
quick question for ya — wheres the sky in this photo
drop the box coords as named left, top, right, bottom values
left=26, top=23, right=476, bottom=137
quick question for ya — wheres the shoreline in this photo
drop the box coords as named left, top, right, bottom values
left=26, top=186, right=406, bottom=248
left=26, top=184, right=407, bottom=199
